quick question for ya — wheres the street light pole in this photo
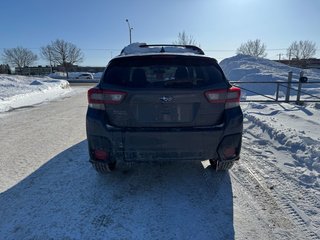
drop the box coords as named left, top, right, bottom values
left=125, top=19, right=133, bottom=44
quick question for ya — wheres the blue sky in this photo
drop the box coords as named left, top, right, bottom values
left=1, top=0, right=319, bottom=66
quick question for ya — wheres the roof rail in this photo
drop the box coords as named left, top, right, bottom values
left=120, top=43, right=205, bottom=56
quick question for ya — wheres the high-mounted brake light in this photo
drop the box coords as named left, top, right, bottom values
left=88, top=88, right=126, bottom=110
left=205, top=86, right=240, bottom=109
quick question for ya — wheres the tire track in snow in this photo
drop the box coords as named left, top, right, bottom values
left=238, top=159, right=319, bottom=240
left=243, top=142, right=320, bottom=213
left=239, top=132, right=320, bottom=239
left=230, top=164, right=298, bottom=240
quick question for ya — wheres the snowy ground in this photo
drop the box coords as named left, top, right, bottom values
left=0, top=74, right=72, bottom=113
left=0, top=56, right=320, bottom=239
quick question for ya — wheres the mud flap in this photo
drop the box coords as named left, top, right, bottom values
left=216, top=160, right=235, bottom=171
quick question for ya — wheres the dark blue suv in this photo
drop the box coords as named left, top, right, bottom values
left=86, top=43, right=243, bottom=173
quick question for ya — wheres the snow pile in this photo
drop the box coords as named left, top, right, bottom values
left=48, top=72, right=67, bottom=79
left=0, top=74, right=70, bottom=113
left=220, top=55, right=320, bottom=96
left=243, top=102, right=320, bottom=189
left=219, top=55, right=320, bottom=188
left=93, top=72, right=104, bottom=79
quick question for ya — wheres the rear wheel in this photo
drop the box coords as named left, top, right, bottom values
left=209, top=159, right=234, bottom=171
left=92, top=161, right=116, bottom=174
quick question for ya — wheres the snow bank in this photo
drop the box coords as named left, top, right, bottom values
left=219, top=55, right=320, bottom=188
left=93, top=72, right=103, bottom=79
left=0, top=74, right=70, bottom=113
left=220, top=55, right=320, bottom=96
left=243, top=102, right=320, bottom=189
left=48, top=72, right=67, bottom=79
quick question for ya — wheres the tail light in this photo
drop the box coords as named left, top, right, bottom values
left=94, top=149, right=109, bottom=161
left=88, top=88, right=126, bottom=110
left=223, top=147, right=236, bottom=159
left=205, top=86, right=241, bottom=109
left=218, top=134, right=242, bottom=161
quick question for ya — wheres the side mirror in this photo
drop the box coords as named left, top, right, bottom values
left=299, top=76, right=308, bottom=83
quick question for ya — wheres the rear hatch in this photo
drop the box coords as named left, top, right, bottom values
left=100, top=55, right=229, bottom=128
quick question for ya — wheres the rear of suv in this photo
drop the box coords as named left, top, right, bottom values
left=86, top=43, right=243, bottom=173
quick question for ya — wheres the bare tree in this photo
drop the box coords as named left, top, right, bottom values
left=40, top=45, right=55, bottom=67
left=2, top=47, right=38, bottom=68
left=287, top=40, right=316, bottom=60
left=42, top=39, right=84, bottom=78
left=173, top=31, right=199, bottom=46
left=237, top=39, right=267, bottom=58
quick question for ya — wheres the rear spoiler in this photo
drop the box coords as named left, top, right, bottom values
left=120, top=43, right=205, bottom=56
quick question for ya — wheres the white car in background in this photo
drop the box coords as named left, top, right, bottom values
left=75, top=73, right=94, bottom=79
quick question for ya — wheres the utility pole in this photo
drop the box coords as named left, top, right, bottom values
left=125, top=19, right=133, bottom=44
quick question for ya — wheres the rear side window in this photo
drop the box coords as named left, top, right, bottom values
left=102, top=55, right=226, bottom=89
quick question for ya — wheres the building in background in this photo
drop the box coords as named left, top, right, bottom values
left=276, top=58, right=320, bottom=69
left=14, top=65, right=105, bottom=76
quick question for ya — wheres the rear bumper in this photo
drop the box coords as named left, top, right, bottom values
left=123, top=125, right=225, bottom=161
left=86, top=108, right=243, bottom=162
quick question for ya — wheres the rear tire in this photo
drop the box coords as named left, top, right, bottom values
left=92, top=161, right=116, bottom=174
left=209, top=159, right=234, bottom=171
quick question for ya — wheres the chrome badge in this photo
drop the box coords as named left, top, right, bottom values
left=160, top=96, right=173, bottom=103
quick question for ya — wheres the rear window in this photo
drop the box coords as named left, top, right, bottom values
left=102, top=55, right=226, bottom=89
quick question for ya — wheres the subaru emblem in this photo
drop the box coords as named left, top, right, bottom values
left=160, top=96, right=173, bottom=103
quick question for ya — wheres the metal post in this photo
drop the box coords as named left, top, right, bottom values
left=285, top=71, right=292, bottom=102
left=288, top=49, right=292, bottom=66
left=296, top=71, right=304, bottom=104
left=125, top=19, right=133, bottom=44
left=276, top=82, right=280, bottom=102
